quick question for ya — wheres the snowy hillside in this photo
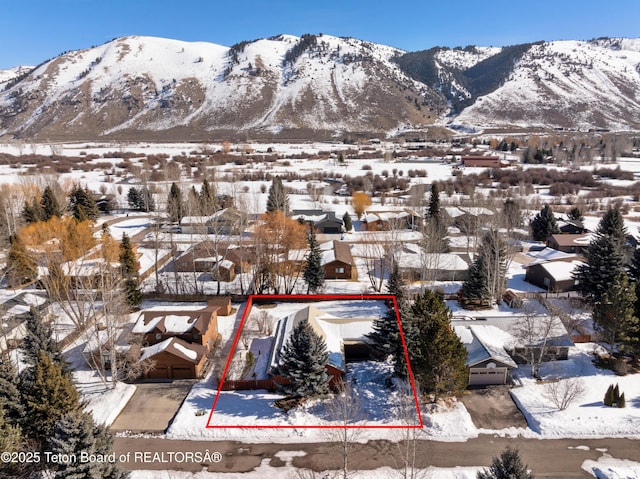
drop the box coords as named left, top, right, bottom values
left=2, top=35, right=640, bottom=140
left=0, top=34, right=439, bottom=140
left=453, top=39, right=640, bottom=130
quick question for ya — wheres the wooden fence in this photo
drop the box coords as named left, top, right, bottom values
left=219, top=379, right=276, bottom=391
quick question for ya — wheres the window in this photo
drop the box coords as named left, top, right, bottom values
left=336, top=267, right=345, bottom=274
left=156, top=333, right=162, bottom=340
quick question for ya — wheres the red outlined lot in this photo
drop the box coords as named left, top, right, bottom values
left=206, top=294, right=423, bottom=429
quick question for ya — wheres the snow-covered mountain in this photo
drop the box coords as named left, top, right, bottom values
left=1, top=35, right=640, bottom=140
left=0, top=34, right=442, bottom=141
left=452, top=38, right=640, bottom=131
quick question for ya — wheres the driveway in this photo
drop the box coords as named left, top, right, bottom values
left=110, top=380, right=196, bottom=433
left=459, top=385, right=528, bottom=429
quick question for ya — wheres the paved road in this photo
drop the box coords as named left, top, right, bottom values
left=113, top=435, right=640, bottom=477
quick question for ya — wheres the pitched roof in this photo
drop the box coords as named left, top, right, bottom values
left=321, top=241, right=353, bottom=266
left=455, top=325, right=517, bottom=369
left=140, top=337, right=207, bottom=364
left=133, top=306, right=217, bottom=335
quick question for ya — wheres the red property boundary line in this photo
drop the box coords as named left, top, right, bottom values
left=206, top=294, right=423, bottom=429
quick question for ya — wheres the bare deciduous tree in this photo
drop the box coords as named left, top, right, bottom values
left=544, top=377, right=585, bottom=411
left=323, top=380, right=363, bottom=479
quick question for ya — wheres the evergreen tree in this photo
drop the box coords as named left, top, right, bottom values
left=119, top=233, right=138, bottom=277
left=20, top=306, right=68, bottom=376
left=48, top=409, right=129, bottom=478
left=530, top=204, right=559, bottom=241
left=21, top=353, right=80, bottom=446
left=426, top=182, right=441, bottom=221
left=0, top=353, right=24, bottom=427
left=22, top=197, right=45, bottom=223
left=303, top=224, right=324, bottom=293
left=397, top=290, right=468, bottom=398
left=597, top=205, right=627, bottom=244
left=127, top=187, right=141, bottom=210
left=119, top=233, right=142, bottom=308
left=477, top=447, right=534, bottom=479
left=5, top=234, right=38, bottom=288
left=266, top=176, right=289, bottom=214
left=48, top=410, right=101, bottom=478
left=459, top=251, right=491, bottom=309
left=342, top=211, right=353, bottom=232
left=386, top=260, right=406, bottom=306
left=574, top=234, right=626, bottom=303
left=167, top=182, right=184, bottom=223
left=0, top=409, right=23, bottom=477
left=628, top=247, right=640, bottom=282
left=592, top=272, right=640, bottom=354
left=566, top=206, right=585, bottom=223
left=68, top=184, right=100, bottom=222
left=41, top=185, right=62, bottom=220
left=93, top=422, right=130, bottom=478
left=367, top=307, right=400, bottom=360
left=604, top=384, right=614, bottom=407
left=275, top=318, right=330, bottom=398
left=200, top=178, right=216, bottom=215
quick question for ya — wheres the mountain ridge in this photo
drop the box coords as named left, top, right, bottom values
left=1, top=34, right=639, bottom=140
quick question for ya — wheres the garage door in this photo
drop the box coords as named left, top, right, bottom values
left=469, top=367, right=507, bottom=386
left=148, top=367, right=169, bottom=379
left=172, top=367, right=195, bottom=379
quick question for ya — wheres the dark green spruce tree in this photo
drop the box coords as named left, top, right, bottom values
left=303, top=224, right=324, bottom=293
left=68, top=184, right=100, bottom=222
left=530, top=204, right=559, bottom=241
left=368, top=307, right=401, bottom=361
left=167, top=182, right=184, bottom=223
left=397, top=290, right=468, bottom=398
left=0, top=353, right=24, bottom=428
left=459, top=252, right=491, bottom=309
left=342, top=211, right=353, bottom=232
left=48, top=410, right=129, bottom=479
left=574, top=229, right=626, bottom=304
left=275, top=318, right=330, bottom=398
left=119, top=233, right=142, bottom=308
left=19, top=306, right=69, bottom=381
left=266, top=176, right=289, bottom=214
left=22, top=197, right=45, bottom=223
left=477, top=447, right=534, bottom=479
left=41, top=185, right=62, bottom=220
left=21, top=353, right=80, bottom=447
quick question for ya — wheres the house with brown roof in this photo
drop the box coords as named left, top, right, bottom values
left=546, top=233, right=592, bottom=254
left=132, top=304, right=219, bottom=349
left=461, top=156, right=502, bottom=168
left=321, top=241, right=355, bottom=280
left=140, top=337, right=208, bottom=379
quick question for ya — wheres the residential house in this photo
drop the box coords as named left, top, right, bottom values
left=452, top=315, right=573, bottom=371
left=132, top=304, right=219, bottom=349
left=362, top=208, right=421, bottom=231
left=268, top=305, right=374, bottom=388
left=557, top=218, right=588, bottom=234
left=174, top=242, right=255, bottom=275
left=180, top=207, right=243, bottom=235
left=390, top=244, right=468, bottom=282
left=454, top=325, right=517, bottom=386
left=546, top=233, right=592, bottom=254
left=525, top=259, right=584, bottom=292
left=461, top=156, right=502, bottom=168
left=140, top=337, right=208, bottom=379
left=291, top=209, right=344, bottom=234
left=321, top=241, right=355, bottom=280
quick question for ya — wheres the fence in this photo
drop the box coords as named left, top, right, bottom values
left=219, top=379, right=276, bottom=391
